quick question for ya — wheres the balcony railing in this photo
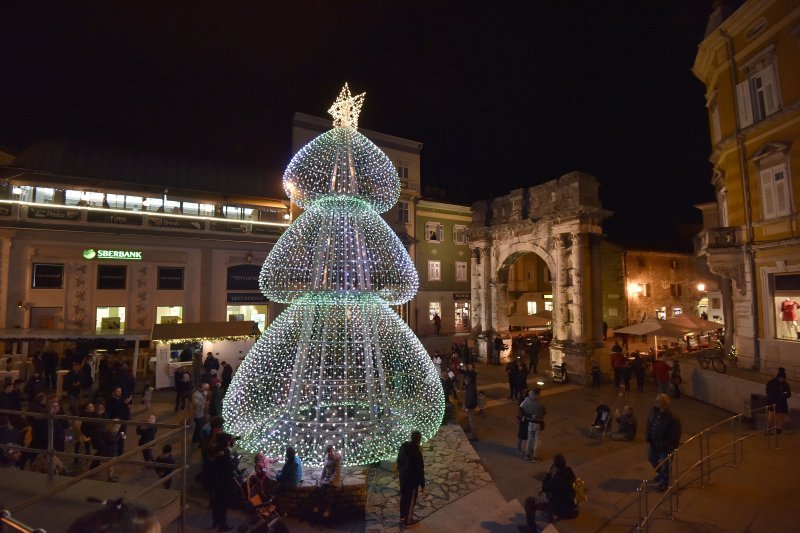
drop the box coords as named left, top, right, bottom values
left=694, top=227, right=740, bottom=254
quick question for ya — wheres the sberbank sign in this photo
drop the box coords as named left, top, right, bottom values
left=82, top=248, right=143, bottom=261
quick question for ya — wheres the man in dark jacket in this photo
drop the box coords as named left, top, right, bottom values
left=646, top=394, right=681, bottom=491
left=521, top=453, right=578, bottom=531
left=397, top=430, right=425, bottom=528
left=220, top=361, right=233, bottom=394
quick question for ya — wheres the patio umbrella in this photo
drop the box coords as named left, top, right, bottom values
left=614, top=318, right=700, bottom=354
left=665, top=315, right=723, bottom=332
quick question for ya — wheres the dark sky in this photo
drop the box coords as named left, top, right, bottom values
left=0, top=1, right=715, bottom=250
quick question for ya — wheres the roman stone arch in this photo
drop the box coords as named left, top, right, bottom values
left=468, top=172, right=612, bottom=383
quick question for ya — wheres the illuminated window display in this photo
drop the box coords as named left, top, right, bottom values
left=96, top=306, right=125, bottom=333
left=226, top=304, right=267, bottom=333
left=223, top=85, right=444, bottom=466
left=156, top=306, right=183, bottom=324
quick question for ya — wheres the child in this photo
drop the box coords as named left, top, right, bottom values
left=477, top=390, right=486, bottom=415
left=590, top=360, right=602, bottom=389
left=142, top=384, right=154, bottom=409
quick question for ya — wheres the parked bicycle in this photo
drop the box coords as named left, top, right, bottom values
left=697, top=342, right=737, bottom=374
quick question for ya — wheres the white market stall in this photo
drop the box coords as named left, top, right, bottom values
left=151, top=321, right=260, bottom=389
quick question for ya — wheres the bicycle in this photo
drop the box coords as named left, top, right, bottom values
left=697, top=349, right=726, bottom=373
left=696, top=343, right=737, bottom=374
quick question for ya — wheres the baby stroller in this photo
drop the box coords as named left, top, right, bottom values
left=241, top=473, right=289, bottom=533
left=589, top=404, right=612, bottom=440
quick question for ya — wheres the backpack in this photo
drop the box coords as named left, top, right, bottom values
left=573, top=478, right=587, bottom=505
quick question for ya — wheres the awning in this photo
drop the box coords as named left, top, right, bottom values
left=151, top=321, right=261, bottom=342
left=0, top=328, right=150, bottom=341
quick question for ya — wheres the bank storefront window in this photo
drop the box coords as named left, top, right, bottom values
left=156, top=306, right=183, bottom=324
left=96, top=306, right=126, bottom=333
left=31, top=263, right=64, bottom=289
left=97, top=265, right=127, bottom=290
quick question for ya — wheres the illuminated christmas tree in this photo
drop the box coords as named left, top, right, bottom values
left=223, top=84, right=445, bottom=466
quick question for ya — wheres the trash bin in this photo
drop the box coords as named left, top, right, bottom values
left=552, top=362, right=568, bottom=383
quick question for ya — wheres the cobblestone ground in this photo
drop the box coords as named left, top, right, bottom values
left=365, top=424, right=493, bottom=532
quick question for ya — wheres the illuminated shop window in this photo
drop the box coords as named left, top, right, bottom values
left=527, top=301, right=537, bottom=315
left=96, top=306, right=126, bottom=333
left=156, top=306, right=183, bottom=324
left=226, top=304, right=268, bottom=333
left=428, top=301, right=441, bottom=322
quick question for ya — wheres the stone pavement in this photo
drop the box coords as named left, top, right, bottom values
left=17, top=332, right=794, bottom=533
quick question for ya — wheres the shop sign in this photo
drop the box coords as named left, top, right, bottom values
left=148, top=216, right=204, bottom=230
left=453, top=292, right=471, bottom=300
left=83, top=248, right=143, bottom=261
left=87, top=211, right=143, bottom=225
left=227, top=292, right=269, bottom=303
left=210, top=221, right=248, bottom=233
left=32, top=263, right=64, bottom=289
left=28, top=205, right=81, bottom=221
left=227, top=264, right=260, bottom=291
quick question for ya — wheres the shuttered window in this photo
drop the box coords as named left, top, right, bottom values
left=759, top=162, right=791, bottom=219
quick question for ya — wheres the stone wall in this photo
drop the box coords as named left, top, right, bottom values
left=274, top=466, right=367, bottom=519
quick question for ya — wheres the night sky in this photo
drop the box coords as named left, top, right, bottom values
left=0, top=1, right=715, bottom=250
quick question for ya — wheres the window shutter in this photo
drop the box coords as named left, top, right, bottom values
left=773, top=163, right=790, bottom=217
left=760, top=64, right=779, bottom=116
left=736, top=80, right=754, bottom=128
left=760, top=167, right=776, bottom=219
left=711, top=106, right=721, bottom=143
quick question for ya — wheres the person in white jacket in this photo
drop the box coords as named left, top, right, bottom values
left=314, top=444, right=342, bottom=518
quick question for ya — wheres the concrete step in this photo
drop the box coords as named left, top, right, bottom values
left=464, top=495, right=525, bottom=533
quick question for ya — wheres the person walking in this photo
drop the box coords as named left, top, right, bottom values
left=397, top=430, right=426, bottom=528
left=631, top=353, right=645, bottom=393
left=520, top=388, right=546, bottom=462
left=529, top=339, right=540, bottom=374
left=506, top=359, right=518, bottom=399
left=514, top=360, right=529, bottom=401
left=646, top=394, right=681, bottom=492
left=135, top=413, right=157, bottom=462
left=670, top=361, right=683, bottom=398
left=766, top=367, right=792, bottom=434
left=191, top=383, right=209, bottom=443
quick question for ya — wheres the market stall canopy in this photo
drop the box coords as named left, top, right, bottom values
left=0, top=328, right=150, bottom=341
left=665, top=315, right=724, bottom=332
left=533, top=310, right=553, bottom=320
left=508, top=314, right=552, bottom=328
left=614, top=318, right=699, bottom=338
left=151, top=321, right=260, bottom=342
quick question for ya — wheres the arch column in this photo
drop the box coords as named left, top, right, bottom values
left=470, top=248, right=481, bottom=333
left=571, top=232, right=588, bottom=343
left=552, top=234, right=569, bottom=341
left=478, top=247, right=492, bottom=336
left=493, top=281, right=509, bottom=334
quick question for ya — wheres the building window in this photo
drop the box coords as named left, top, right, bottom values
left=97, top=265, right=127, bottom=290
left=156, top=306, right=183, bottom=324
left=455, top=261, right=467, bottom=282
left=157, top=267, right=185, bottom=290
left=428, top=260, right=441, bottom=281
left=396, top=201, right=409, bottom=224
left=526, top=301, right=537, bottom=315
left=453, top=224, right=467, bottom=245
left=737, top=48, right=780, bottom=127
left=96, top=306, right=125, bottom=333
left=425, top=222, right=443, bottom=242
left=759, top=162, right=791, bottom=219
left=227, top=304, right=267, bottom=333
left=670, top=283, right=682, bottom=297
left=544, top=301, right=554, bottom=312
left=395, top=160, right=409, bottom=179
left=428, top=301, right=441, bottom=322
left=31, top=263, right=64, bottom=289
left=672, top=307, right=683, bottom=316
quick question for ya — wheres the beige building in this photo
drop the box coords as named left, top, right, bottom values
left=693, top=0, right=800, bottom=375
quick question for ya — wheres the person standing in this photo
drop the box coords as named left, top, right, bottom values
left=506, top=359, right=519, bottom=399
left=646, top=394, right=681, bottom=492
left=431, top=352, right=442, bottom=376
left=631, top=353, right=645, bottom=393
left=670, top=361, right=683, bottom=398
left=397, top=430, right=425, bottom=528
left=135, top=413, right=157, bottom=462
left=462, top=364, right=479, bottom=441
left=611, top=342, right=625, bottom=393
left=515, top=360, right=529, bottom=401
left=174, top=367, right=187, bottom=411
left=432, top=313, right=441, bottom=335
left=192, top=383, right=209, bottom=443
left=766, top=367, right=792, bottom=434
left=65, top=363, right=83, bottom=415
left=520, top=388, right=547, bottom=462
left=652, top=358, right=672, bottom=396
left=193, top=351, right=204, bottom=386
left=529, top=339, right=540, bottom=374
left=208, top=433, right=236, bottom=531
left=155, top=444, right=176, bottom=489
left=220, top=361, right=233, bottom=394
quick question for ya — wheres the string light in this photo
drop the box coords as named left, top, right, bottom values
left=223, top=85, right=444, bottom=467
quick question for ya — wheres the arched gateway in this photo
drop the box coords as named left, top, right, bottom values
left=469, top=172, right=612, bottom=383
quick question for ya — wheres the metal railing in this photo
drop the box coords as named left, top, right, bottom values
left=635, top=404, right=778, bottom=531
left=0, top=407, right=189, bottom=532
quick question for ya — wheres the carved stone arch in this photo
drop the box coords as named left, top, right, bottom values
left=496, top=242, right=555, bottom=283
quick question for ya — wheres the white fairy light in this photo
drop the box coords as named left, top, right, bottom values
left=223, top=85, right=444, bottom=467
